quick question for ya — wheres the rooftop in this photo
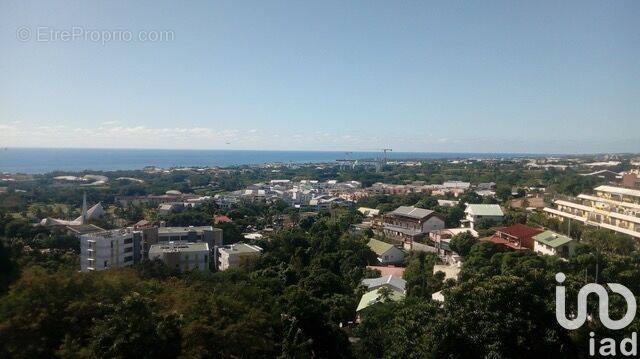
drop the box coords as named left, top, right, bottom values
left=465, top=204, right=504, bottom=217
left=158, top=226, right=216, bottom=234
left=595, top=185, right=640, bottom=199
left=65, top=224, right=105, bottom=235
left=218, top=243, right=263, bottom=254
left=387, top=206, right=435, bottom=220
left=533, top=230, right=575, bottom=248
left=149, top=241, right=209, bottom=254
left=497, top=224, right=544, bottom=240
left=367, top=238, right=396, bottom=256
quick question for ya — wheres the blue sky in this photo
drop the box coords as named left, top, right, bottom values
left=1, top=0, right=639, bottom=153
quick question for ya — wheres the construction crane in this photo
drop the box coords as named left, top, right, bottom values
left=380, top=148, right=392, bottom=164
left=375, top=148, right=392, bottom=172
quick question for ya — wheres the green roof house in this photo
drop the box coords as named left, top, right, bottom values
left=533, top=230, right=576, bottom=258
left=368, top=238, right=405, bottom=264
left=463, top=204, right=504, bottom=230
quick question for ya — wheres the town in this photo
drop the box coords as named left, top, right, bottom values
left=1, top=154, right=640, bottom=357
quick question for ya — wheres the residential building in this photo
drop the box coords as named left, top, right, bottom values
left=358, top=207, right=380, bottom=217
left=158, top=202, right=185, bottom=215
left=367, top=238, right=405, bottom=264
left=361, top=275, right=406, bottom=293
left=148, top=241, right=210, bottom=272
left=157, top=226, right=223, bottom=247
left=462, top=204, right=504, bottom=230
left=216, top=243, right=263, bottom=270
left=381, top=206, right=445, bottom=244
left=533, top=231, right=577, bottom=258
left=543, top=185, right=640, bottom=239
left=141, top=225, right=222, bottom=257
left=479, top=224, right=544, bottom=250
left=621, top=170, right=639, bottom=188
left=443, top=181, right=471, bottom=189
left=80, top=227, right=143, bottom=272
left=213, top=215, right=232, bottom=224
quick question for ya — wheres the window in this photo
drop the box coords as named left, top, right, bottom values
left=124, top=255, right=133, bottom=262
left=124, top=237, right=133, bottom=244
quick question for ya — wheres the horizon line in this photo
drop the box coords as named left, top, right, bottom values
left=4, top=146, right=636, bottom=157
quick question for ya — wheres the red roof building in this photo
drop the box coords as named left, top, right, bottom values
left=480, top=223, right=544, bottom=250
left=213, top=215, right=232, bottom=224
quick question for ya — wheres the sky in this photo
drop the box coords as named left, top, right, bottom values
left=1, top=1, right=639, bottom=154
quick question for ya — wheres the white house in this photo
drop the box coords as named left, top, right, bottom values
left=533, top=230, right=577, bottom=259
left=462, top=204, right=504, bottom=229
left=367, top=238, right=405, bottom=264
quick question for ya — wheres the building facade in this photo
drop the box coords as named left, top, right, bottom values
left=216, top=243, right=263, bottom=271
left=80, top=228, right=143, bottom=272
left=148, top=241, right=210, bottom=272
left=381, top=206, right=444, bottom=244
left=544, top=185, right=640, bottom=239
left=533, top=230, right=576, bottom=258
left=462, top=204, right=504, bottom=230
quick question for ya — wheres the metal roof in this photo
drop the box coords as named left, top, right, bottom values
left=465, top=204, right=504, bottom=216
left=388, top=206, right=435, bottom=219
left=533, top=230, right=575, bottom=248
left=361, top=275, right=406, bottom=292
left=367, top=238, right=397, bottom=256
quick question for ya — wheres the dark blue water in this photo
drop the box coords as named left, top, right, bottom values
left=0, top=148, right=534, bottom=174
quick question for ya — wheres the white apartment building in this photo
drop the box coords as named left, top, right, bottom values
left=148, top=241, right=210, bottom=272
left=216, top=243, right=263, bottom=271
left=544, top=185, right=640, bottom=239
left=80, top=228, right=143, bottom=272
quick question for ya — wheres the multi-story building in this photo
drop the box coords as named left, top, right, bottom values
left=148, top=241, right=210, bottom=272
left=462, top=204, right=504, bottom=230
left=80, top=228, right=143, bottom=272
left=380, top=206, right=445, bottom=244
left=216, top=243, right=263, bottom=271
left=139, top=225, right=223, bottom=256
left=544, top=185, right=640, bottom=239
left=157, top=226, right=223, bottom=246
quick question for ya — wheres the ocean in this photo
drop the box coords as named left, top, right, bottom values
left=0, top=148, right=533, bottom=174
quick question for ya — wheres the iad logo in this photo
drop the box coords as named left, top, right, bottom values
left=555, top=272, right=638, bottom=357
left=555, top=272, right=636, bottom=330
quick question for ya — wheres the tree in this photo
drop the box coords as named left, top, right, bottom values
left=89, top=293, right=182, bottom=359
left=496, top=185, right=512, bottom=202
left=449, top=232, right=477, bottom=257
